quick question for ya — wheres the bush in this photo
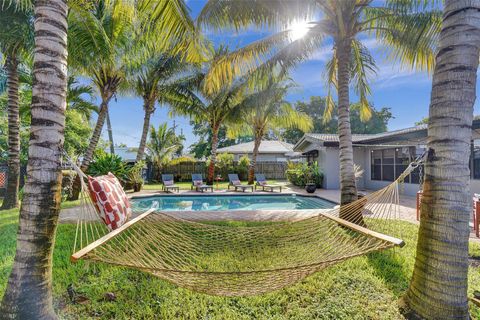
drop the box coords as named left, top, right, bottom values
left=236, top=155, right=251, bottom=180
left=87, top=153, right=129, bottom=183
left=286, top=161, right=323, bottom=187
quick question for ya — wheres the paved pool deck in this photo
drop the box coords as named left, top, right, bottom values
left=60, top=183, right=479, bottom=241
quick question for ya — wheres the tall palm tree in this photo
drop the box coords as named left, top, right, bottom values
left=128, top=54, right=193, bottom=163
left=68, top=0, right=204, bottom=200
left=227, top=79, right=312, bottom=184
left=147, top=123, right=184, bottom=180
left=171, top=52, right=252, bottom=184
left=405, top=1, right=480, bottom=318
left=198, top=0, right=440, bottom=211
left=0, top=0, right=68, bottom=317
left=0, top=3, right=33, bottom=210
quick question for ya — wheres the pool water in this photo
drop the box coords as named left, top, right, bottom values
left=131, top=194, right=336, bottom=212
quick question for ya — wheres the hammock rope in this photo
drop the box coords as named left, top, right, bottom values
left=68, top=157, right=421, bottom=297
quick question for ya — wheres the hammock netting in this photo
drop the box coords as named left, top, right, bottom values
left=71, top=165, right=414, bottom=297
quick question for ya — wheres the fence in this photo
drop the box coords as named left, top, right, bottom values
left=146, top=161, right=287, bottom=182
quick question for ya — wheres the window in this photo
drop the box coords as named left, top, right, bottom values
left=371, top=150, right=382, bottom=180
left=473, top=140, right=480, bottom=179
left=370, top=146, right=424, bottom=183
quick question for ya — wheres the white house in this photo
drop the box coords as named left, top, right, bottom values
left=294, top=119, right=480, bottom=196
left=217, top=140, right=300, bottom=162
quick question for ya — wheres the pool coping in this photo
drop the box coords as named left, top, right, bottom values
left=130, top=191, right=339, bottom=203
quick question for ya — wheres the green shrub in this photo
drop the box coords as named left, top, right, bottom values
left=286, top=161, right=323, bottom=187
left=236, top=155, right=251, bottom=180
left=87, top=153, right=129, bottom=183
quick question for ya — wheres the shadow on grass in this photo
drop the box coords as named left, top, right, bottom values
left=366, top=250, right=411, bottom=297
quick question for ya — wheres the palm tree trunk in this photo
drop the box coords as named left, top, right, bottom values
left=336, top=39, right=363, bottom=225
left=69, top=95, right=112, bottom=200
left=136, top=99, right=154, bottom=162
left=0, top=0, right=68, bottom=317
left=404, top=2, right=480, bottom=318
left=1, top=56, right=20, bottom=210
left=248, top=134, right=262, bottom=184
left=106, top=108, right=115, bottom=154
left=207, top=124, right=220, bottom=184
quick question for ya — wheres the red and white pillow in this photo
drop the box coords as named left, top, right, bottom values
left=232, top=180, right=241, bottom=185
left=193, top=180, right=203, bottom=186
left=87, top=172, right=132, bottom=231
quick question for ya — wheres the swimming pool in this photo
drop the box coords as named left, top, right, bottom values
left=131, top=194, right=336, bottom=212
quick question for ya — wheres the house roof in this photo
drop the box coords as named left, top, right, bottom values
left=295, top=117, right=480, bottom=151
left=217, top=140, right=296, bottom=155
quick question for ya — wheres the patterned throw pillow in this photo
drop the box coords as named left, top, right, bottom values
left=164, top=180, right=174, bottom=186
left=193, top=180, right=203, bottom=186
left=87, top=172, right=132, bottom=231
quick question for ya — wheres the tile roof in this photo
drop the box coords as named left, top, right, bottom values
left=303, top=124, right=428, bottom=144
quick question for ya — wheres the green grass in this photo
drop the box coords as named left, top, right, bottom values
left=0, top=207, right=479, bottom=319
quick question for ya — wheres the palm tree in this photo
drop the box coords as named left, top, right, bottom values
left=68, top=0, right=203, bottom=200
left=405, top=1, right=480, bottom=318
left=171, top=52, right=252, bottom=184
left=227, top=79, right=312, bottom=184
left=0, top=0, right=68, bottom=317
left=0, top=3, right=33, bottom=210
left=66, top=76, right=97, bottom=121
left=147, top=123, right=184, bottom=180
left=198, top=0, right=440, bottom=210
left=128, top=54, right=193, bottom=163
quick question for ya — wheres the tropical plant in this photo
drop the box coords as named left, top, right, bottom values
left=405, top=1, right=480, bottom=318
left=226, top=78, right=312, bottom=183
left=285, top=161, right=323, bottom=187
left=0, top=0, right=68, bottom=317
left=127, top=54, right=196, bottom=163
left=87, top=153, right=129, bottom=182
left=198, top=0, right=440, bottom=214
left=126, top=160, right=145, bottom=191
left=171, top=48, right=260, bottom=184
left=147, top=123, right=184, bottom=181
left=68, top=0, right=204, bottom=200
left=0, top=3, right=33, bottom=209
left=212, top=152, right=234, bottom=179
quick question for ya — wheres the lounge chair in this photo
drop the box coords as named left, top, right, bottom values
left=255, top=174, right=282, bottom=192
left=228, top=174, right=253, bottom=192
left=191, top=174, right=213, bottom=192
left=161, top=174, right=179, bottom=193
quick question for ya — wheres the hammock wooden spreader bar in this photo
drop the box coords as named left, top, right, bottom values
left=71, top=207, right=156, bottom=262
left=320, top=212, right=405, bottom=247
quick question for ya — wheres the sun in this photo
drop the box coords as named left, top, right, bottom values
left=288, top=20, right=311, bottom=41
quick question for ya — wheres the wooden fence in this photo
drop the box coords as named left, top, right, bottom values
left=146, top=161, right=287, bottom=182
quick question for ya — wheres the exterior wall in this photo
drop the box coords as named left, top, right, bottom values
left=321, top=147, right=366, bottom=190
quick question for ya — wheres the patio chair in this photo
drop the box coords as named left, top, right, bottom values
left=161, top=174, right=179, bottom=193
left=255, top=174, right=282, bottom=192
left=191, top=174, right=213, bottom=192
left=228, top=174, right=253, bottom=192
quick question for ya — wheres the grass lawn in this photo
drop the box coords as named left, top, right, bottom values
left=0, top=205, right=479, bottom=319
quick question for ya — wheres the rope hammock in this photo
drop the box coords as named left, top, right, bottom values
left=68, top=159, right=421, bottom=297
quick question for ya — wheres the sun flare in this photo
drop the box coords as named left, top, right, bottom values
left=289, top=20, right=311, bottom=41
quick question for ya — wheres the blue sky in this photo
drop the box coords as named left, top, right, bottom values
left=101, top=0, right=479, bottom=150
